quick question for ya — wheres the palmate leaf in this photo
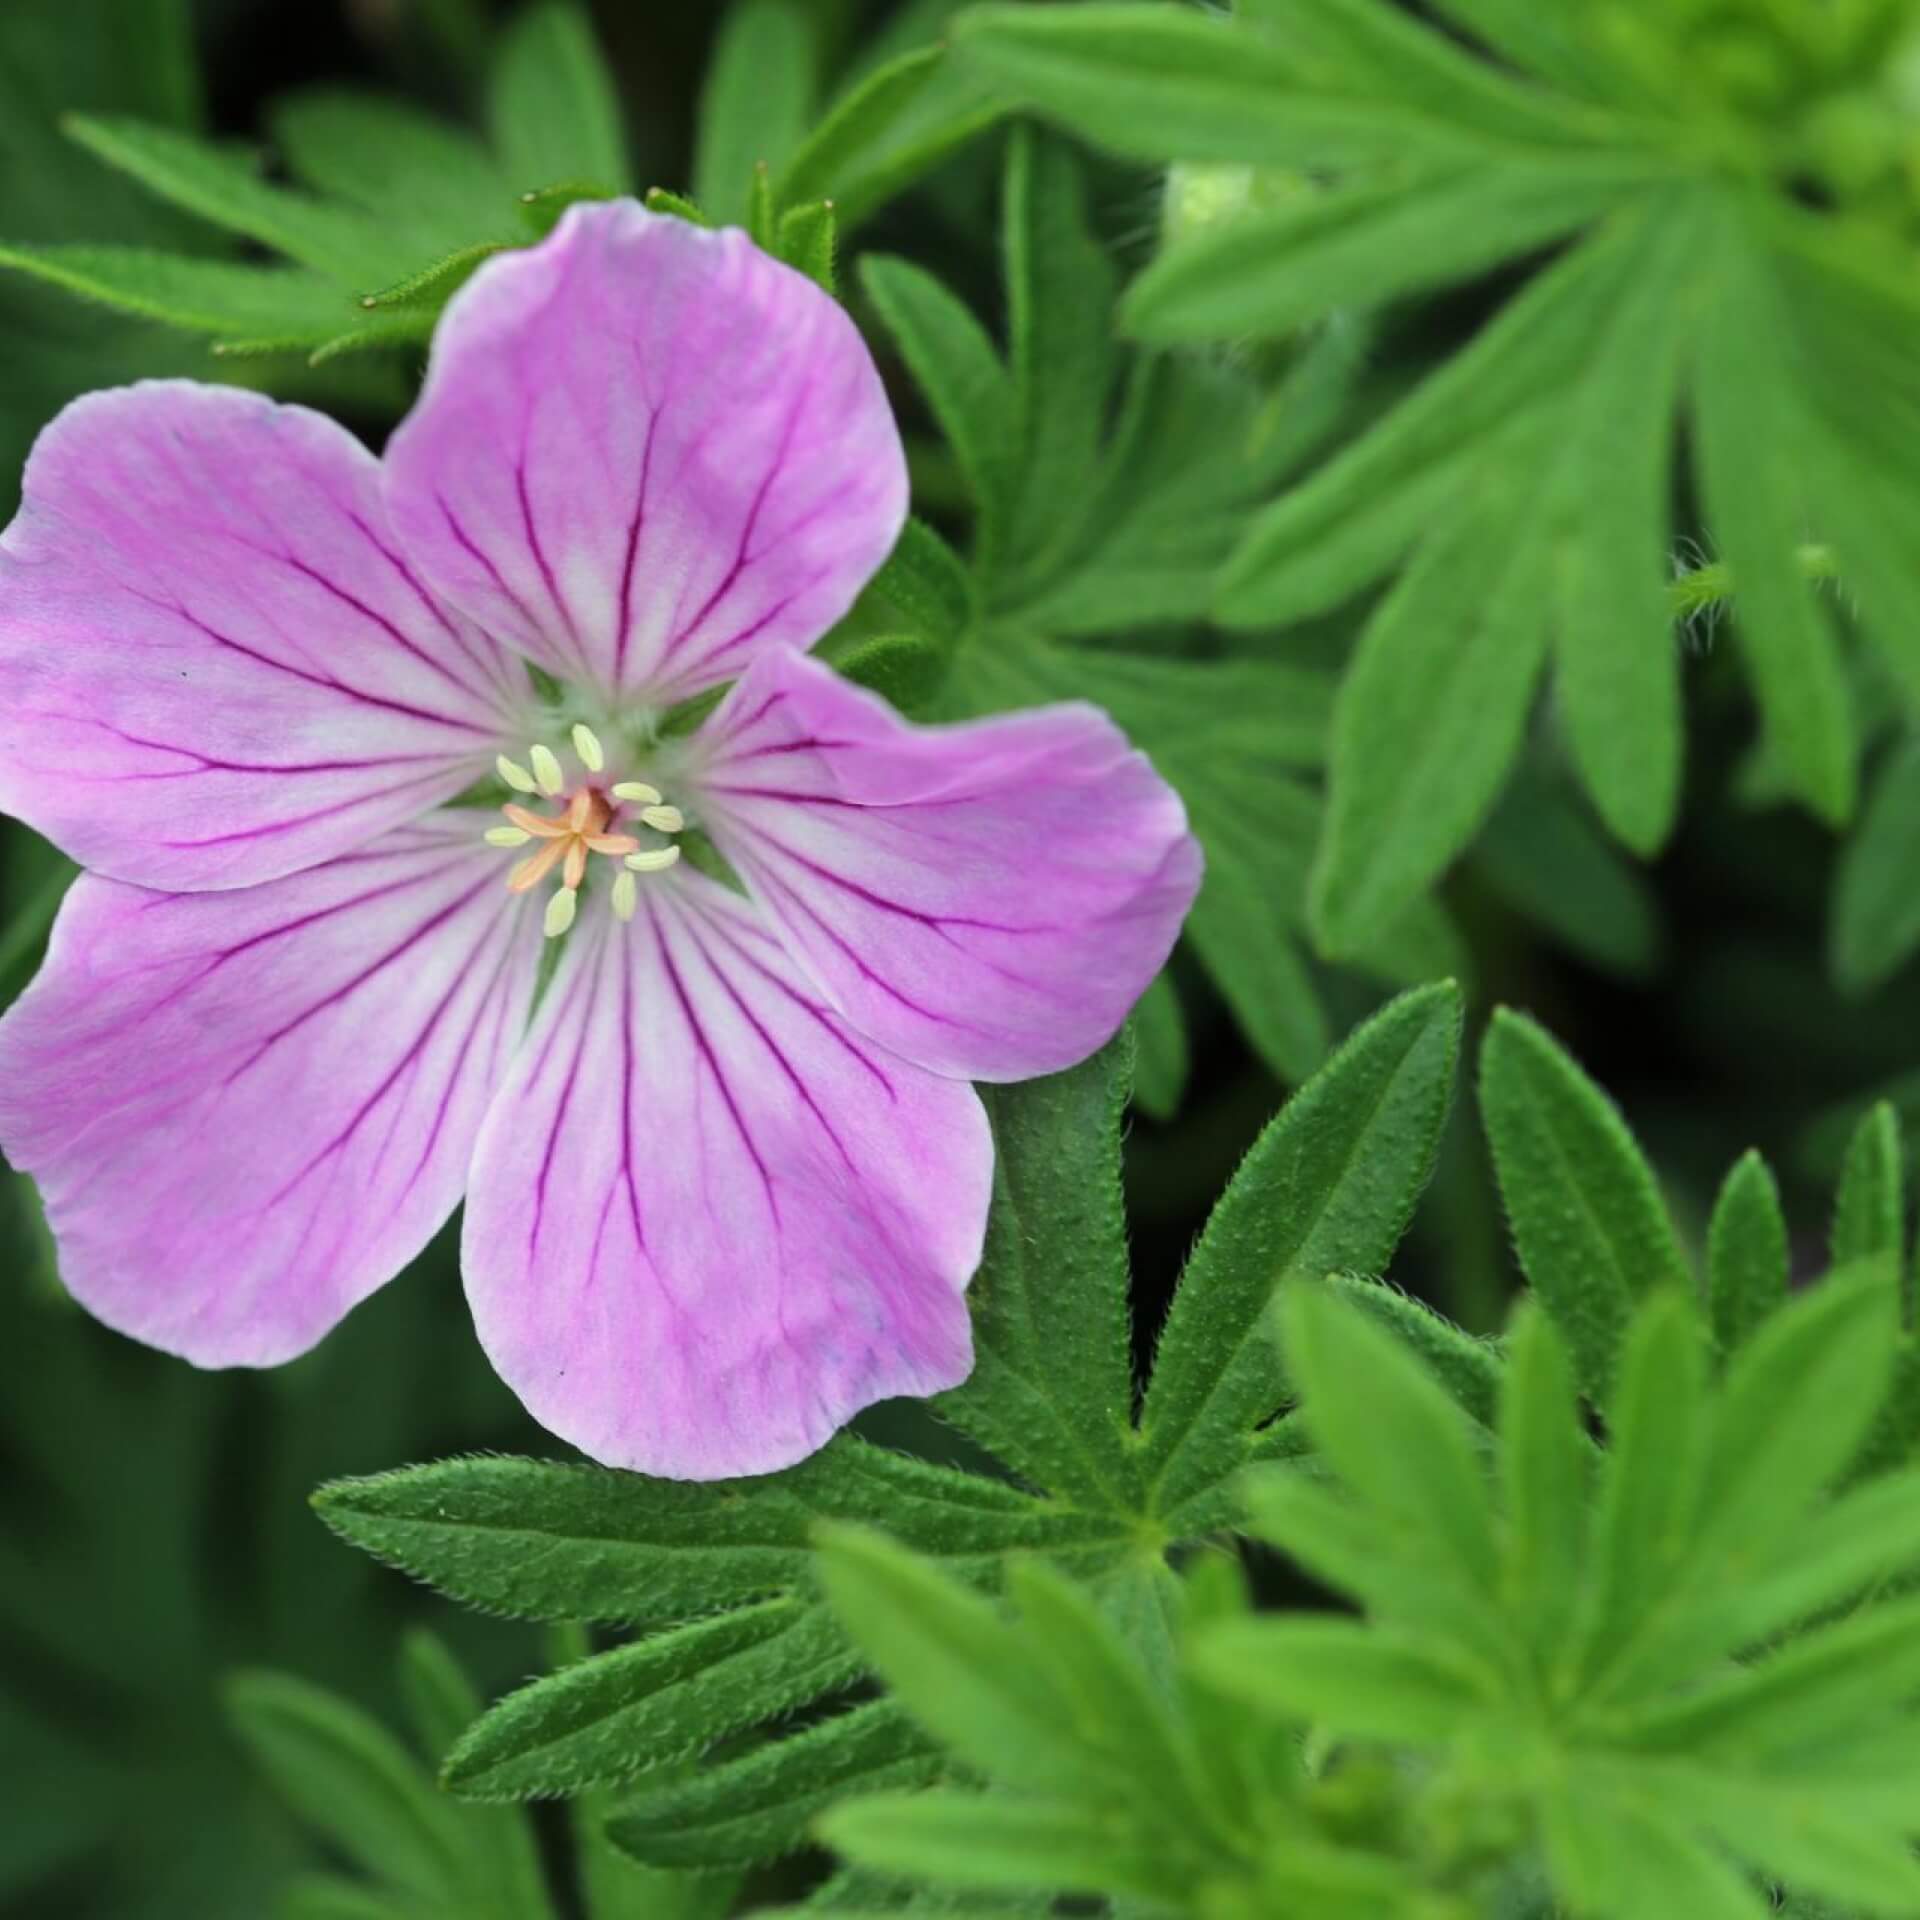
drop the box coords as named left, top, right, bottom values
left=811, top=1529, right=1469, bottom=1915
left=1222, top=1276, right=1920, bottom=1920
left=321, top=987, right=1464, bottom=1871
left=872, top=128, right=1465, bottom=1093
left=954, top=0, right=1920, bottom=948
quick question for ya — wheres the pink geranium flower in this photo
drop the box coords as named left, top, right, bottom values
left=0, top=203, right=1199, bottom=1479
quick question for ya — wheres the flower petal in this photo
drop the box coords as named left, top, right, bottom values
left=462, top=870, right=988, bottom=1479
left=0, top=817, right=543, bottom=1364
left=383, top=200, right=906, bottom=708
left=686, top=650, right=1204, bottom=1082
left=0, top=382, right=527, bottom=891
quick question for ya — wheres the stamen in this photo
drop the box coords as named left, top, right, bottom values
left=497, top=754, right=537, bottom=794
left=639, top=804, right=685, bottom=833
left=571, top=723, right=605, bottom=772
left=530, top=743, right=565, bottom=796
left=611, top=780, right=662, bottom=805
left=543, top=888, right=578, bottom=939
left=484, top=825, right=532, bottom=848
left=625, top=846, right=683, bottom=873
left=610, top=870, right=638, bottom=922
left=502, top=803, right=571, bottom=839
left=509, top=840, right=569, bottom=892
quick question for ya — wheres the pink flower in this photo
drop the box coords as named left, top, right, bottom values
left=0, top=203, right=1199, bottom=1479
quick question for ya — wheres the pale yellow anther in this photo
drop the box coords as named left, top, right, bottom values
left=610, top=869, right=638, bottom=922
left=485, top=825, right=532, bottom=848
left=611, top=780, right=662, bottom=805
left=543, top=887, right=578, bottom=939
left=639, top=804, right=685, bottom=834
left=529, top=743, right=565, bottom=796
left=571, top=723, right=605, bottom=772
left=496, top=754, right=537, bottom=794
left=625, top=846, right=683, bottom=874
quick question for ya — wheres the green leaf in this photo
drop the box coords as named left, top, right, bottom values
left=777, top=200, right=838, bottom=292
left=694, top=0, right=817, bottom=223
left=954, top=2, right=1584, bottom=174
left=278, top=1878, right=442, bottom=1920
left=314, top=1438, right=1108, bottom=1627
left=396, top=1631, right=483, bottom=1773
left=269, top=89, right=513, bottom=256
left=933, top=1036, right=1142, bottom=1511
left=782, top=42, right=1002, bottom=229
left=1497, top=1302, right=1589, bottom=1658
left=488, top=2, right=628, bottom=194
left=830, top=632, right=950, bottom=714
left=1705, top=1151, right=1789, bottom=1355
left=226, top=1671, right=466, bottom=1901
left=396, top=1635, right=556, bottom=1920
left=1478, top=1007, right=1690, bottom=1402
left=1001, top=128, right=1117, bottom=583
left=1588, top=1264, right=1905, bottom=1704
left=1217, top=222, right=1618, bottom=628
left=1325, top=1274, right=1503, bottom=1431
left=1832, top=739, right=1920, bottom=993
left=1468, top=760, right=1664, bottom=979
left=1629, top=1593, right=1920, bottom=1764
left=1003, top=1557, right=1207, bottom=1818
left=0, top=242, right=348, bottom=343
left=813, top=1528, right=1095, bottom=1795
left=443, top=1598, right=858, bottom=1799
left=62, top=114, right=403, bottom=280
left=607, top=1700, right=938, bottom=1870
left=1540, top=1783, right=1768, bottom=1920
left=357, top=240, right=504, bottom=313
left=818, top=1791, right=1175, bottom=1903
left=1308, top=413, right=1554, bottom=955
left=1180, top=765, right=1332, bottom=1085
left=1194, top=1616, right=1494, bottom=1746
left=860, top=253, right=1018, bottom=571
left=778, top=46, right=941, bottom=211
left=1545, top=201, right=1699, bottom=856
left=1691, top=1263, right=1898, bottom=1584
left=1284, top=1282, right=1498, bottom=1595
left=867, top=518, right=978, bottom=651
left=1142, top=983, right=1462, bottom=1516
left=1311, top=198, right=1702, bottom=947
left=1567, top=1290, right=1710, bottom=1686
left=1129, top=972, right=1190, bottom=1122
left=1125, top=162, right=1642, bottom=345
left=1691, top=213, right=1856, bottom=826
left=1832, top=1101, right=1905, bottom=1269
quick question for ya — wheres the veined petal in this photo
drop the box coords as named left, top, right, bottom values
left=686, top=650, right=1204, bottom=1082
left=383, top=200, right=906, bottom=708
left=0, top=382, right=528, bottom=891
left=462, top=870, right=988, bottom=1479
left=0, top=816, right=544, bottom=1364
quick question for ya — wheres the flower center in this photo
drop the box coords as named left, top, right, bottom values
left=485, top=724, right=685, bottom=938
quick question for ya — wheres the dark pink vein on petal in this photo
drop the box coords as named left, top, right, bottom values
left=654, top=907, right=781, bottom=1227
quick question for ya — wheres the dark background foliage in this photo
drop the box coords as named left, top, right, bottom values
left=3, top=1, right=1918, bottom=1913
